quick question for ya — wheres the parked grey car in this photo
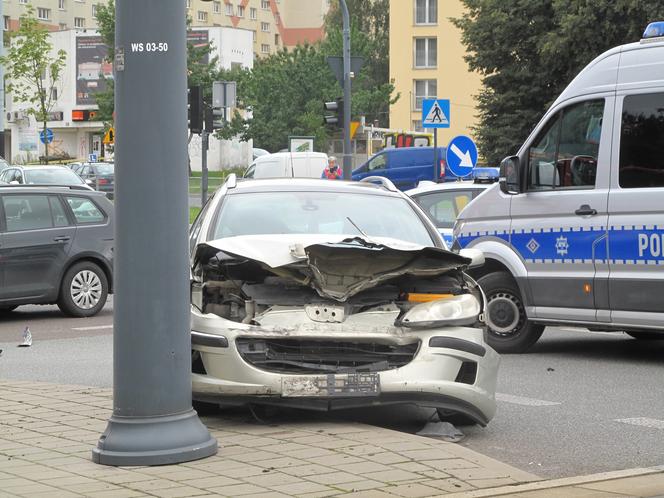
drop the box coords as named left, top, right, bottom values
left=0, top=165, right=93, bottom=190
left=70, top=162, right=115, bottom=199
left=0, top=185, right=114, bottom=316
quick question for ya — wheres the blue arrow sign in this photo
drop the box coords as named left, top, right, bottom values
left=422, top=99, right=450, bottom=129
left=446, top=135, right=478, bottom=178
left=39, top=128, right=54, bottom=144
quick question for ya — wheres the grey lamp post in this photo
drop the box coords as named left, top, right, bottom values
left=92, top=0, right=217, bottom=466
left=339, top=0, right=352, bottom=180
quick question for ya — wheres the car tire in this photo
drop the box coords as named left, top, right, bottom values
left=478, top=271, right=544, bottom=354
left=57, top=261, right=108, bottom=317
left=626, top=331, right=664, bottom=340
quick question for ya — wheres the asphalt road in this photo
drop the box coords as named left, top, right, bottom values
left=1, top=306, right=663, bottom=480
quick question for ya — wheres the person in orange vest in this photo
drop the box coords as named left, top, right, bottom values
left=322, top=156, right=343, bottom=180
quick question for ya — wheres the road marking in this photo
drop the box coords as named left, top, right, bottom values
left=72, top=324, right=113, bottom=331
left=615, top=418, right=664, bottom=430
left=496, top=393, right=561, bottom=406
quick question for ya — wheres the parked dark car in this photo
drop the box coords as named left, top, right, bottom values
left=0, top=185, right=114, bottom=317
left=0, top=165, right=93, bottom=190
left=71, top=162, right=115, bottom=199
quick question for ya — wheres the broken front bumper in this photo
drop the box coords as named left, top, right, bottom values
left=190, top=307, right=499, bottom=425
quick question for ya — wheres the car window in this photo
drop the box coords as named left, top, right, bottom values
left=50, top=197, right=70, bottom=227
left=244, top=164, right=256, bottom=178
left=368, top=154, right=387, bottom=171
left=95, top=164, right=114, bottom=175
left=619, top=92, right=664, bottom=189
left=2, top=195, right=57, bottom=231
left=0, top=170, right=9, bottom=183
left=24, top=168, right=85, bottom=185
left=212, top=191, right=434, bottom=246
left=66, top=196, right=105, bottom=224
left=528, top=99, right=604, bottom=191
left=413, top=190, right=475, bottom=229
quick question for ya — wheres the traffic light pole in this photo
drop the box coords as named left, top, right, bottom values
left=92, top=0, right=217, bottom=466
left=340, top=0, right=352, bottom=180
left=201, top=130, right=209, bottom=206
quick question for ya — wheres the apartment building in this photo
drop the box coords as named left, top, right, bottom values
left=389, top=0, right=482, bottom=145
left=3, top=0, right=329, bottom=57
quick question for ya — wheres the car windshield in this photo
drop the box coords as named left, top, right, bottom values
left=95, top=164, right=114, bottom=175
left=212, top=191, right=434, bottom=246
left=24, top=168, right=84, bottom=185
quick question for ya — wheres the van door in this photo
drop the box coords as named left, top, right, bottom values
left=387, top=149, right=431, bottom=190
left=354, top=152, right=388, bottom=182
left=510, top=97, right=613, bottom=323
left=608, top=91, right=664, bottom=327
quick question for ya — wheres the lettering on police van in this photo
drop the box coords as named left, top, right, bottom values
left=638, top=233, right=664, bottom=258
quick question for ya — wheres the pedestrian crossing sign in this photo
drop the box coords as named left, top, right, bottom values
left=422, top=99, right=450, bottom=129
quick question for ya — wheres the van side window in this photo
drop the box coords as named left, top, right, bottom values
left=528, top=99, right=604, bottom=191
left=368, top=154, right=387, bottom=171
left=619, top=93, right=664, bottom=189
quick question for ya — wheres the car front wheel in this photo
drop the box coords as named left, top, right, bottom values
left=58, top=262, right=108, bottom=317
left=478, top=271, right=544, bottom=354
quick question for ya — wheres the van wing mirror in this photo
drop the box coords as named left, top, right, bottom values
left=499, top=156, right=522, bottom=195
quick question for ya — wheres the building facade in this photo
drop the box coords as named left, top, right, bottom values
left=389, top=0, right=482, bottom=146
left=3, top=0, right=329, bottom=57
left=5, top=26, right=254, bottom=166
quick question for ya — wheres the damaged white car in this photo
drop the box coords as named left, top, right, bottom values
left=189, top=176, right=499, bottom=425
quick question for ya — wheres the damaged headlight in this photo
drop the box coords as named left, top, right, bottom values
left=397, top=294, right=480, bottom=328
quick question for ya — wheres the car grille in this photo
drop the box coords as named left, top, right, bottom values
left=236, top=338, right=420, bottom=374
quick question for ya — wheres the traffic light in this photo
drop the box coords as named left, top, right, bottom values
left=204, top=104, right=225, bottom=132
left=188, top=86, right=203, bottom=134
left=324, top=98, right=343, bottom=128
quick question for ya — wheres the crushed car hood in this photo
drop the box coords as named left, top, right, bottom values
left=195, top=234, right=470, bottom=301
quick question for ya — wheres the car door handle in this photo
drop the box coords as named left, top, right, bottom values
left=575, top=205, right=597, bottom=216
left=53, top=236, right=71, bottom=243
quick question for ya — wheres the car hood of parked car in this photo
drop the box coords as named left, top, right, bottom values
left=194, top=234, right=470, bottom=302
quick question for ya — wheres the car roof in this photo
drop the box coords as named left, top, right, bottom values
left=11, top=165, right=71, bottom=171
left=230, top=178, right=403, bottom=198
left=0, top=184, right=102, bottom=194
left=406, top=181, right=492, bottom=196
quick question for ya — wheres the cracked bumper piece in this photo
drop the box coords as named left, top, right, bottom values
left=191, top=308, right=499, bottom=426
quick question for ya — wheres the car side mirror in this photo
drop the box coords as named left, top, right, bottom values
left=499, top=156, right=522, bottom=195
left=459, top=248, right=485, bottom=268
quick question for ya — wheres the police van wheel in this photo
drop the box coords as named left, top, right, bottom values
left=478, top=272, right=544, bottom=354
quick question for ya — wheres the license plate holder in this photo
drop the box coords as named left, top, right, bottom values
left=282, top=373, right=380, bottom=397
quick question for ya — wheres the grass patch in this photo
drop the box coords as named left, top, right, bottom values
left=189, top=207, right=201, bottom=224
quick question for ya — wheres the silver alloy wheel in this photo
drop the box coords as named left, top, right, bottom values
left=70, top=270, right=103, bottom=310
left=486, top=292, right=522, bottom=336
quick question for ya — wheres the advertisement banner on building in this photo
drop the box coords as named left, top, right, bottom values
left=18, top=120, right=39, bottom=152
left=187, top=30, right=209, bottom=64
left=76, top=36, right=112, bottom=105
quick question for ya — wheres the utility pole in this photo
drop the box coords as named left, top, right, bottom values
left=340, top=0, right=352, bottom=180
left=92, top=0, right=217, bottom=466
left=0, top=0, right=5, bottom=159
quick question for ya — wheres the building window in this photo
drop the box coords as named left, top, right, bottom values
left=51, top=88, right=58, bottom=101
left=274, top=33, right=279, bottom=46
left=59, top=22, right=67, bottom=30
left=92, top=4, right=98, bottom=16
left=19, top=0, right=28, bottom=4
left=261, top=0, right=270, bottom=9
left=413, top=79, right=437, bottom=110
left=74, top=17, right=85, bottom=27
left=3, top=16, right=9, bottom=31
left=415, top=0, right=437, bottom=24
left=37, top=8, right=51, bottom=20
left=198, top=10, right=208, bottom=22
left=261, top=43, right=270, bottom=54
left=224, top=3, right=232, bottom=15
left=412, top=120, right=423, bottom=133
left=261, top=22, right=269, bottom=32
left=185, top=0, right=191, bottom=9
left=237, top=5, right=244, bottom=17
left=252, top=30, right=257, bottom=42
left=250, top=7, right=257, bottom=20
left=212, top=1, right=220, bottom=14
left=59, top=0, right=66, bottom=10
left=414, top=37, right=437, bottom=68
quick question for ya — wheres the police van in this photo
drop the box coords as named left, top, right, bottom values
left=454, top=22, right=664, bottom=353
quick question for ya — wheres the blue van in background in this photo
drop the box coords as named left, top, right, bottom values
left=352, top=147, right=450, bottom=190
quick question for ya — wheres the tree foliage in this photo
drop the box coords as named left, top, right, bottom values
left=454, top=0, right=664, bottom=165
left=0, top=7, right=67, bottom=162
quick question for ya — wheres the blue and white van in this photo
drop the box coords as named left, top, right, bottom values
left=454, top=23, right=664, bottom=353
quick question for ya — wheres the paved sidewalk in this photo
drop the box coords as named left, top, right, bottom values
left=0, top=380, right=663, bottom=497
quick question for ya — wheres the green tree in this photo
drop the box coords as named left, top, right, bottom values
left=0, top=7, right=67, bottom=163
left=454, top=0, right=664, bottom=165
left=323, top=0, right=397, bottom=127
left=93, top=0, right=115, bottom=124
